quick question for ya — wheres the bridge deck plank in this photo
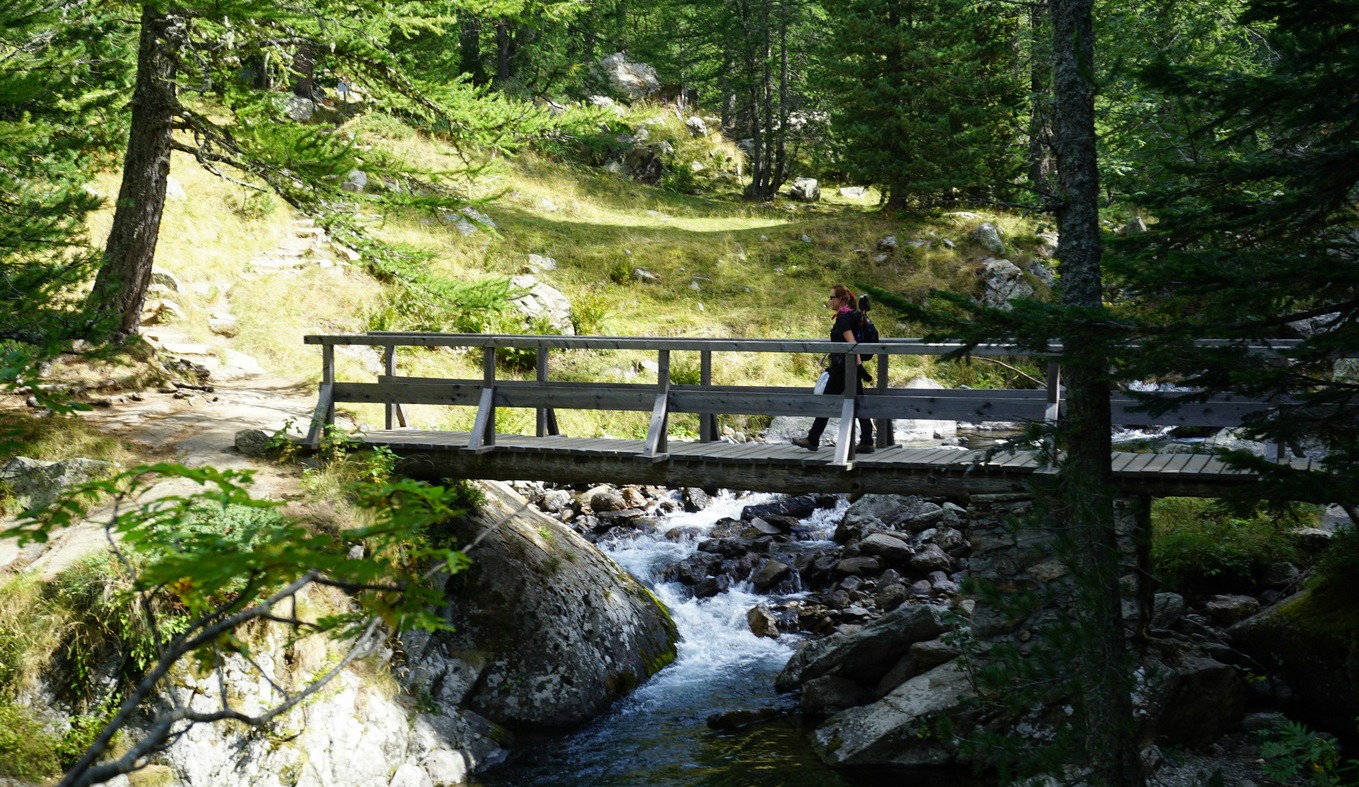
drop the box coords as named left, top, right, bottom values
left=347, top=431, right=1324, bottom=499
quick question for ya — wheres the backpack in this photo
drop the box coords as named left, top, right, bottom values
left=854, top=295, right=880, bottom=360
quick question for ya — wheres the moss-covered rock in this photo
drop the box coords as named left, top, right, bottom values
left=1229, top=585, right=1359, bottom=735
left=442, top=481, right=679, bottom=729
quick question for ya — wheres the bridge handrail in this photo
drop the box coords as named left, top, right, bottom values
left=302, top=332, right=1299, bottom=467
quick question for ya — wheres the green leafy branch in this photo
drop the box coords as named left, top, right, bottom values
left=2, top=462, right=470, bottom=787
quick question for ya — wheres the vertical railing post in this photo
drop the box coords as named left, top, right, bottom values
left=833, top=347, right=858, bottom=466
left=875, top=351, right=892, bottom=448
left=535, top=343, right=559, bottom=437
left=322, top=343, right=335, bottom=428
left=384, top=345, right=396, bottom=430
left=641, top=349, right=671, bottom=459
left=700, top=349, right=718, bottom=442
left=305, top=341, right=336, bottom=449
left=467, top=345, right=497, bottom=451
left=1045, top=361, right=1063, bottom=424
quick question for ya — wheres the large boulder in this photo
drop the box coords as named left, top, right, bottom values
left=812, top=659, right=977, bottom=768
left=444, top=481, right=679, bottom=728
left=597, top=52, right=660, bottom=102
left=776, top=603, right=950, bottom=691
left=979, top=258, right=1034, bottom=310
left=1229, top=587, right=1359, bottom=735
left=789, top=178, right=821, bottom=202
left=0, top=457, right=117, bottom=512
left=509, top=275, right=575, bottom=335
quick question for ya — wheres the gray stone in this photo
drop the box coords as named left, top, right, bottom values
left=284, top=95, right=315, bottom=122
left=752, top=559, right=792, bottom=590
left=234, top=429, right=273, bottom=458
left=980, top=258, right=1034, bottom=310
left=789, top=178, right=820, bottom=202
left=165, top=175, right=188, bottom=202
left=909, top=543, right=953, bottom=573
left=446, top=482, right=678, bottom=727
left=834, top=556, right=883, bottom=576
left=598, top=52, right=660, bottom=101
left=812, top=660, right=975, bottom=767
left=510, top=275, right=575, bottom=335
left=685, top=116, right=708, bottom=137
left=1142, top=652, right=1246, bottom=747
left=802, top=675, right=871, bottom=718
left=748, top=605, right=779, bottom=638
left=1204, top=594, right=1260, bottom=626
left=969, top=222, right=1006, bottom=255
left=149, top=269, right=183, bottom=292
left=0, top=456, right=117, bottom=511
left=208, top=312, right=240, bottom=337
left=526, top=254, right=557, bottom=272
left=839, top=186, right=866, bottom=199
left=776, top=603, right=950, bottom=691
left=343, top=169, right=368, bottom=193
left=1151, top=592, right=1186, bottom=630
left=632, top=267, right=662, bottom=284
left=858, top=533, right=914, bottom=564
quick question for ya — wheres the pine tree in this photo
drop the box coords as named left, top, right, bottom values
left=83, top=0, right=551, bottom=338
left=813, top=0, right=1024, bottom=208
left=1108, top=0, right=1359, bottom=513
left=0, top=0, right=131, bottom=392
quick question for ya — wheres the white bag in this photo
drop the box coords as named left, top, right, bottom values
left=813, top=370, right=830, bottom=395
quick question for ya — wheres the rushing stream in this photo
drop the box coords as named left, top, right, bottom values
left=473, top=491, right=887, bottom=786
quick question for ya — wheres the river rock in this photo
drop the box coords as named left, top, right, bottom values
left=858, top=533, right=914, bottom=565
left=776, top=603, right=950, bottom=692
left=836, top=495, right=942, bottom=543
left=752, top=558, right=793, bottom=590
left=444, top=481, right=679, bottom=728
left=1229, top=587, right=1359, bottom=735
left=802, top=675, right=871, bottom=718
left=1204, top=594, right=1260, bottom=626
left=812, top=659, right=977, bottom=768
left=748, top=604, right=780, bottom=638
left=1140, top=648, right=1246, bottom=747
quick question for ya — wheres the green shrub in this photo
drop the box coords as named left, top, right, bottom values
left=0, top=700, right=61, bottom=781
left=1151, top=498, right=1308, bottom=594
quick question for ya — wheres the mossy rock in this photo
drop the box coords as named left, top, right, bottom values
left=1229, top=586, right=1359, bottom=735
left=441, top=481, right=679, bottom=729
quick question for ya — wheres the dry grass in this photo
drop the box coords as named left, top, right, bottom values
left=72, top=106, right=1046, bottom=435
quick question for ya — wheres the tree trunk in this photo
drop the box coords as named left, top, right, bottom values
left=460, top=18, right=484, bottom=84
left=87, top=6, right=179, bottom=338
left=495, top=19, right=513, bottom=85
left=1027, top=2, right=1055, bottom=196
left=1050, top=0, right=1145, bottom=784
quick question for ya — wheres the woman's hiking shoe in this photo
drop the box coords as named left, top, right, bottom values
left=792, top=436, right=819, bottom=450
left=856, top=441, right=875, bottom=454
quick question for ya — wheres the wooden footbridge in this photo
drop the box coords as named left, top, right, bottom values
left=302, top=333, right=1310, bottom=499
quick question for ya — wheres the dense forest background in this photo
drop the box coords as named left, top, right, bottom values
left=4, top=1, right=1359, bottom=786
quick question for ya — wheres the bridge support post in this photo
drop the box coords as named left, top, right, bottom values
left=640, top=349, right=671, bottom=460
left=467, top=347, right=497, bottom=452
left=700, top=350, right=718, bottom=442
left=536, top=345, right=559, bottom=437
left=875, top=353, right=892, bottom=448
left=834, top=353, right=857, bottom=466
left=305, top=343, right=336, bottom=449
left=383, top=345, right=408, bottom=430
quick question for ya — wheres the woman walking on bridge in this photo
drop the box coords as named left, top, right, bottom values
left=793, top=284, right=874, bottom=453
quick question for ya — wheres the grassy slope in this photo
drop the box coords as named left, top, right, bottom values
left=75, top=106, right=1049, bottom=440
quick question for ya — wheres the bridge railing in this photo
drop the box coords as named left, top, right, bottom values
left=302, top=333, right=1295, bottom=467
